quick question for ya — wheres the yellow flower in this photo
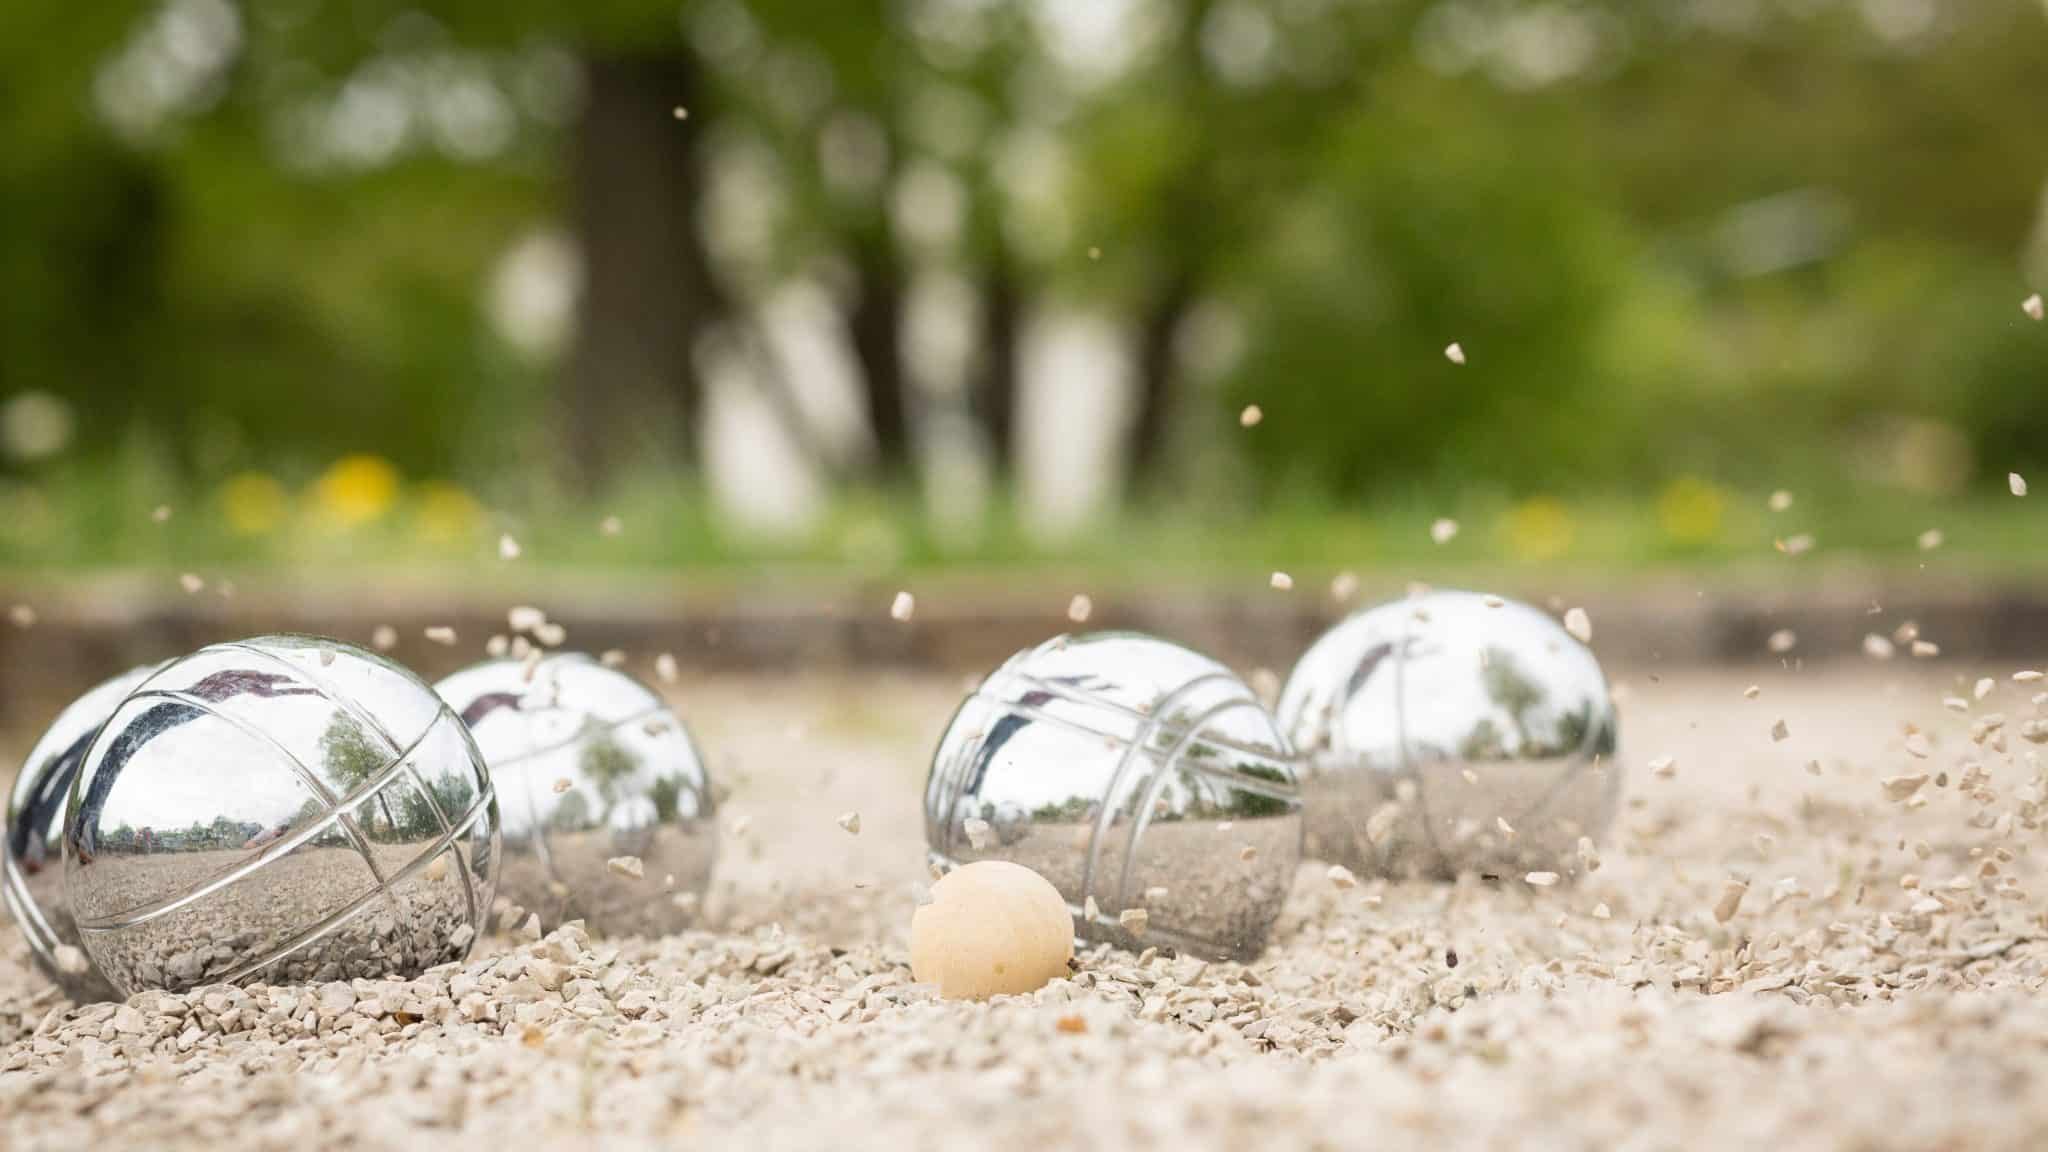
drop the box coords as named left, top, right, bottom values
left=1502, top=497, right=1574, bottom=562
left=219, top=472, right=289, bottom=537
left=312, top=455, right=401, bottom=527
left=1656, top=476, right=1725, bottom=545
left=412, top=481, right=484, bottom=544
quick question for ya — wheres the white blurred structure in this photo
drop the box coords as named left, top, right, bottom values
left=1019, top=309, right=1131, bottom=538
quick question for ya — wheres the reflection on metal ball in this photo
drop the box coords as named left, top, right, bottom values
left=5, top=665, right=161, bottom=1001
left=436, top=654, right=715, bottom=939
left=63, top=636, right=499, bottom=997
left=925, top=632, right=1303, bottom=962
left=1277, top=590, right=1620, bottom=880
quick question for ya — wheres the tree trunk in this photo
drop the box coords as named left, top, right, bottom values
left=565, top=51, right=714, bottom=491
left=1126, top=265, right=1196, bottom=491
left=1124, top=0, right=1212, bottom=496
left=976, top=251, right=1023, bottom=481
left=846, top=231, right=913, bottom=481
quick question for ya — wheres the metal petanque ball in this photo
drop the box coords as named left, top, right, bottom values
left=63, top=636, right=499, bottom=997
left=435, top=653, right=716, bottom=938
left=925, top=632, right=1303, bottom=962
left=5, top=665, right=162, bottom=1001
left=1277, top=590, right=1620, bottom=881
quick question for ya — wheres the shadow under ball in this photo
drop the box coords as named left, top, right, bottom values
left=926, top=631, right=1303, bottom=962
left=1277, top=591, right=1619, bottom=880
left=4, top=665, right=162, bottom=1001
left=63, top=636, right=500, bottom=997
left=436, top=653, right=716, bottom=939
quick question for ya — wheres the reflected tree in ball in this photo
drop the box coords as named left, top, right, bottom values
left=436, top=653, right=716, bottom=939
left=926, top=632, right=1303, bottom=962
left=1277, top=591, right=1619, bottom=880
left=62, top=636, right=499, bottom=997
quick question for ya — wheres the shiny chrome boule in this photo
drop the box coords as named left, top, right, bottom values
left=1277, top=590, right=1619, bottom=880
left=926, top=632, right=1303, bottom=962
left=435, top=654, right=715, bottom=938
left=4, top=665, right=162, bottom=1001
left=63, top=636, right=499, bottom=997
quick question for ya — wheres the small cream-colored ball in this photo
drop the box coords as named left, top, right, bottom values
left=911, top=861, right=1074, bottom=999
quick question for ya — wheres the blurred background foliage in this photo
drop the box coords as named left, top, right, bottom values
left=0, top=0, right=2044, bottom=577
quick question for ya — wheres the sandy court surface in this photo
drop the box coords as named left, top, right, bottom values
left=5, top=662, right=2048, bottom=1150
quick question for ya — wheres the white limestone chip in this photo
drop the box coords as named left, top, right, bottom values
left=1883, top=773, right=1930, bottom=802
left=1714, top=878, right=1748, bottom=924
left=1330, top=571, right=1360, bottom=601
left=963, top=818, right=993, bottom=849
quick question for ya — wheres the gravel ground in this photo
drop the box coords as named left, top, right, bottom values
left=5, top=662, right=2048, bottom=1151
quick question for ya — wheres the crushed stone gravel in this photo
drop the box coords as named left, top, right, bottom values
left=5, top=669, right=2048, bottom=1150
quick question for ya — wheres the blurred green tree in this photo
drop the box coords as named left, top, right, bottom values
left=0, top=0, right=2043, bottom=528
